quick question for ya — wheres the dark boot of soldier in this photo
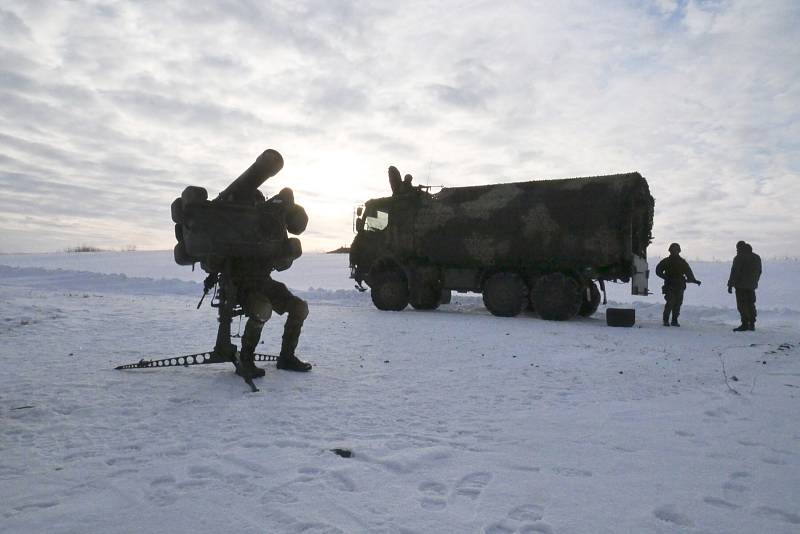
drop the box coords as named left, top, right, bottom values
left=733, top=323, right=748, bottom=332
left=662, top=311, right=670, bottom=327
left=276, top=299, right=312, bottom=372
left=238, top=318, right=266, bottom=378
left=671, top=316, right=680, bottom=327
left=277, top=323, right=312, bottom=371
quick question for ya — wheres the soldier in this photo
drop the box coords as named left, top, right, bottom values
left=655, top=243, right=701, bottom=327
left=728, top=241, right=762, bottom=332
left=232, top=257, right=312, bottom=377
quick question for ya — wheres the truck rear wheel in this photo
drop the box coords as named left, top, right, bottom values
left=578, top=281, right=601, bottom=317
left=410, top=284, right=440, bottom=310
left=482, top=272, right=526, bottom=317
left=371, top=271, right=409, bottom=311
left=533, top=273, right=581, bottom=321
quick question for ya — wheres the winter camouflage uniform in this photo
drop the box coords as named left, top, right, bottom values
left=655, top=243, right=701, bottom=327
left=232, top=258, right=311, bottom=375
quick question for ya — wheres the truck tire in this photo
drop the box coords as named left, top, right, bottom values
left=410, top=284, right=440, bottom=310
left=371, top=271, right=409, bottom=311
left=533, top=273, right=581, bottom=321
left=578, top=281, right=601, bottom=317
left=440, top=289, right=452, bottom=305
left=482, top=272, right=526, bottom=317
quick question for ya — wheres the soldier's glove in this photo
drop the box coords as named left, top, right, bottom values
left=694, top=280, right=702, bottom=286
left=727, top=286, right=733, bottom=294
left=203, top=272, right=219, bottom=292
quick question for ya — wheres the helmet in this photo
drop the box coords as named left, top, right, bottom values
left=668, top=243, right=681, bottom=254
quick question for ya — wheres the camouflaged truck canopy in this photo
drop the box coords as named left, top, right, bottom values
left=411, top=172, right=654, bottom=273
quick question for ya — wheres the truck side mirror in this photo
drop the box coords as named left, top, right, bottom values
left=356, top=207, right=363, bottom=217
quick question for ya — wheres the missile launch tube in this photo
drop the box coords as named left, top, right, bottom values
left=216, top=149, right=284, bottom=201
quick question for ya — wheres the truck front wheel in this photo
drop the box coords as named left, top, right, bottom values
left=371, top=271, right=409, bottom=311
left=482, top=273, right=526, bottom=317
left=533, top=273, right=582, bottom=321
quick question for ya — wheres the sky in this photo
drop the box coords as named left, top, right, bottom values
left=0, top=0, right=798, bottom=259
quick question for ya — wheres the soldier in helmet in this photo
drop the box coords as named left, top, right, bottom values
left=232, top=257, right=312, bottom=377
left=655, top=243, right=702, bottom=327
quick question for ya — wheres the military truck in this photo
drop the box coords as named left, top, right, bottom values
left=349, top=166, right=654, bottom=320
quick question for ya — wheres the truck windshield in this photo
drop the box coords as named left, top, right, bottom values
left=364, top=210, right=389, bottom=232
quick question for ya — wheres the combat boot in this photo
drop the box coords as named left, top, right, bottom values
left=746, top=322, right=755, bottom=331
left=236, top=346, right=265, bottom=379
left=733, top=324, right=748, bottom=332
left=671, top=318, right=680, bottom=327
left=276, top=321, right=312, bottom=372
left=276, top=354, right=312, bottom=372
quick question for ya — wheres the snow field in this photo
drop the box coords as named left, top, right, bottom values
left=1, top=253, right=799, bottom=533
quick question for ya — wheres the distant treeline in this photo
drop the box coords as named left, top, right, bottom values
left=65, top=245, right=138, bottom=253
left=327, top=246, right=350, bottom=254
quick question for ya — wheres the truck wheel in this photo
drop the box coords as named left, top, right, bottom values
left=533, top=273, right=581, bottom=321
left=410, top=284, right=440, bottom=310
left=578, top=282, right=601, bottom=317
left=371, top=271, right=409, bottom=311
left=482, top=272, right=526, bottom=317
left=440, top=289, right=452, bottom=305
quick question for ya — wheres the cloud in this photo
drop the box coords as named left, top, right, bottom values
left=0, top=0, right=797, bottom=259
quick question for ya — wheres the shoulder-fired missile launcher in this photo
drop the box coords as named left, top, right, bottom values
left=171, top=149, right=307, bottom=271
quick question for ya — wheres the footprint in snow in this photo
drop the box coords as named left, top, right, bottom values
left=454, top=472, right=492, bottom=500
left=508, top=504, right=544, bottom=522
left=518, top=524, right=554, bottom=534
left=702, top=496, right=740, bottom=509
left=719, top=472, right=753, bottom=507
left=418, top=481, right=447, bottom=511
left=485, top=504, right=551, bottom=534
left=147, top=475, right=178, bottom=506
left=653, top=505, right=693, bottom=527
left=754, top=506, right=800, bottom=525
left=552, top=466, right=592, bottom=478
left=294, top=466, right=357, bottom=493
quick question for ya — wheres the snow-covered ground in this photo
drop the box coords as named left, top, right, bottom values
left=1, top=252, right=798, bottom=533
